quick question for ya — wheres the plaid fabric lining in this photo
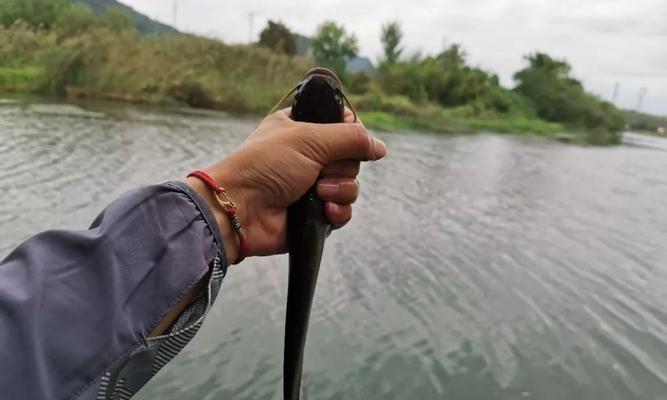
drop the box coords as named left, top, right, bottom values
left=86, top=256, right=225, bottom=400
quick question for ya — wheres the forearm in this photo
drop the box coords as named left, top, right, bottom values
left=0, top=182, right=228, bottom=399
left=185, top=175, right=240, bottom=264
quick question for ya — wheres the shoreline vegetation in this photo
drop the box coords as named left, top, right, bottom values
left=1, top=0, right=664, bottom=144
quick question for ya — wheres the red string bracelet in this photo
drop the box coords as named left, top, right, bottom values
left=187, top=170, right=247, bottom=264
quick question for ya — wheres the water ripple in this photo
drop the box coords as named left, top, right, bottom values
left=2, top=100, right=667, bottom=399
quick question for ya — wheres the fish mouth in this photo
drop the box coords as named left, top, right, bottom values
left=302, top=67, right=343, bottom=87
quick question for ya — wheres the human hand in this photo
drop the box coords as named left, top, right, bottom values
left=186, top=108, right=386, bottom=263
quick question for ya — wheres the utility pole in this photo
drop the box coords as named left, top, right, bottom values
left=637, top=87, right=647, bottom=112
left=172, top=1, right=178, bottom=28
left=611, top=82, right=619, bottom=105
left=248, top=12, right=256, bottom=44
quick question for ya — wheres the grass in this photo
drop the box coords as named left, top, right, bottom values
left=0, top=66, right=42, bottom=92
left=360, top=110, right=568, bottom=139
left=353, top=90, right=566, bottom=139
left=359, top=111, right=463, bottom=133
left=0, top=24, right=313, bottom=113
left=458, top=116, right=563, bottom=136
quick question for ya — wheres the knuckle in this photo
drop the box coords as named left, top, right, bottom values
left=348, top=124, right=371, bottom=155
left=299, top=127, right=328, bottom=163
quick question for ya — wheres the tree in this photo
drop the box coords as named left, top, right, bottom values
left=513, top=52, right=624, bottom=133
left=436, top=44, right=466, bottom=68
left=311, top=21, right=358, bottom=77
left=101, top=6, right=132, bottom=32
left=380, top=21, right=402, bottom=64
left=258, top=20, right=296, bottom=55
left=0, top=0, right=67, bottom=29
left=55, top=3, right=96, bottom=37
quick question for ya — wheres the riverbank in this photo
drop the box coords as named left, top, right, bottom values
left=0, top=84, right=570, bottom=141
left=0, top=63, right=569, bottom=138
left=358, top=111, right=565, bottom=136
left=351, top=92, right=565, bottom=138
left=0, top=22, right=608, bottom=144
left=633, top=130, right=667, bottom=138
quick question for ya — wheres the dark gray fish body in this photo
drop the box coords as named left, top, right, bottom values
left=284, top=68, right=345, bottom=400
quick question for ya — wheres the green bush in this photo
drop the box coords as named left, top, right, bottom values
left=347, top=71, right=372, bottom=94
left=0, top=21, right=57, bottom=66
left=352, top=90, right=423, bottom=117
left=376, top=45, right=523, bottom=116
left=514, top=53, right=624, bottom=133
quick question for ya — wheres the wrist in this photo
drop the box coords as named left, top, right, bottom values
left=185, top=176, right=240, bottom=264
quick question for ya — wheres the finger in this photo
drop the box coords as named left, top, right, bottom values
left=324, top=202, right=352, bottom=227
left=301, top=122, right=387, bottom=164
left=344, top=108, right=362, bottom=124
left=262, top=108, right=291, bottom=125
left=344, top=108, right=354, bottom=123
left=321, top=160, right=360, bottom=178
left=317, top=178, right=359, bottom=204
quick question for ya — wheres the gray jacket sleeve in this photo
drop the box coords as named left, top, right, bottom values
left=0, top=181, right=229, bottom=400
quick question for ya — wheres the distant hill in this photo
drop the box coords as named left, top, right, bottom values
left=70, top=0, right=177, bottom=34
left=347, top=56, right=376, bottom=76
left=294, top=34, right=313, bottom=57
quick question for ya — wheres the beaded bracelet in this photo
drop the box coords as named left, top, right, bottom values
left=187, top=170, right=247, bottom=264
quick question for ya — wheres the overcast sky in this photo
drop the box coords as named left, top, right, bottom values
left=121, top=0, right=666, bottom=115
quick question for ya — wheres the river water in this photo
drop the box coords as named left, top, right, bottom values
left=2, top=100, right=667, bottom=400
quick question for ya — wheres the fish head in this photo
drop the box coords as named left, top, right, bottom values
left=291, top=67, right=345, bottom=124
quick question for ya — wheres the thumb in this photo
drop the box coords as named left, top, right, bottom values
left=300, top=121, right=387, bottom=164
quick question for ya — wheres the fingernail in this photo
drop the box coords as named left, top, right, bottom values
left=318, top=183, right=339, bottom=197
left=373, top=137, right=387, bottom=159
